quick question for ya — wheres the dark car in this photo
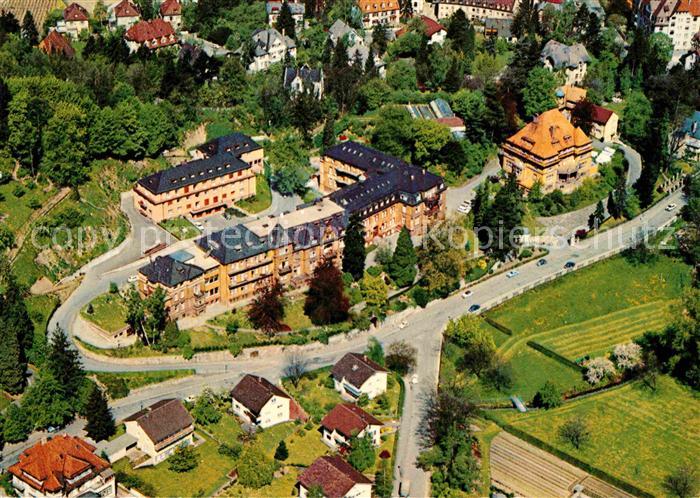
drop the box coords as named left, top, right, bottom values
left=536, top=258, right=547, bottom=266
left=468, top=304, right=481, bottom=313
left=564, top=261, right=576, bottom=269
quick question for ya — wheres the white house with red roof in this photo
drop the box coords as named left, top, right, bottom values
left=109, top=0, right=141, bottom=29
left=230, top=374, right=307, bottom=428
left=9, top=435, right=116, bottom=498
left=297, top=455, right=372, bottom=498
left=587, top=104, right=619, bottom=143
left=635, top=0, right=700, bottom=64
left=331, top=352, right=388, bottom=400
left=159, top=0, right=182, bottom=29
left=60, top=3, right=89, bottom=39
left=320, top=403, right=383, bottom=448
left=124, top=18, right=178, bottom=51
left=397, top=15, right=446, bottom=44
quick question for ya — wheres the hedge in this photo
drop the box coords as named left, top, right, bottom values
left=527, top=341, right=583, bottom=372
left=483, top=317, right=514, bottom=336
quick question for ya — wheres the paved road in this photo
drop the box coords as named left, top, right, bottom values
left=445, top=157, right=500, bottom=213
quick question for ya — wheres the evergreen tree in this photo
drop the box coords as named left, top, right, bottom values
left=0, top=78, right=10, bottom=143
left=374, top=458, right=393, bottom=498
left=446, top=10, right=475, bottom=57
left=342, top=214, right=366, bottom=281
left=0, top=266, right=33, bottom=360
left=389, top=226, right=417, bottom=287
left=304, top=259, right=350, bottom=325
left=304, top=0, right=315, bottom=18
left=45, top=327, right=85, bottom=402
left=472, top=182, right=490, bottom=230
left=276, top=1, right=296, bottom=39
left=274, top=440, right=289, bottom=460
left=21, top=11, right=38, bottom=46
left=588, top=200, right=606, bottom=230
left=371, top=22, right=388, bottom=56
left=483, top=174, right=524, bottom=260
left=443, top=57, right=463, bottom=93
left=364, top=48, right=376, bottom=76
left=0, top=315, right=26, bottom=394
left=322, top=114, right=336, bottom=152
left=3, top=403, right=31, bottom=442
left=483, top=82, right=508, bottom=142
left=84, top=384, right=116, bottom=441
left=511, top=0, right=537, bottom=39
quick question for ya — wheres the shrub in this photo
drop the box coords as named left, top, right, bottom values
left=168, top=446, right=198, bottom=472
left=228, top=341, right=243, bottom=357
left=357, top=393, right=370, bottom=407
left=612, top=343, right=643, bottom=371
left=12, top=185, right=25, bottom=197
left=520, top=248, right=533, bottom=259
left=218, top=442, right=242, bottom=458
left=584, top=357, right=616, bottom=384
left=323, top=375, right=335, bottom=389
left=226, top=320, right=239, bottom=336
left=532, top=381, right=562, bottom=409
left=86, top=304, right=94, bottom=314
left=28, top=198, right=41, bottom=209
left=663, top=463, right=698, bottom=498
left=109, top=282, right=119, bottom=294
left=237, top=448, right=275, bottom=488
left=102, top=377, right=129, bottom=399
left=558, top=417, right=590, bottom=450
left=366, top=266, right=383, bottom=277
left=412, top=287, right=429, bottom=308
left=182, top=344, right=194, bottom=360
left=274, top=440, right=289, bottom=461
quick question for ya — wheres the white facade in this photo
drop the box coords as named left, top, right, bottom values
left=321, top=423, right=382, bottom=448
left=334, top=371, right=388, bottom=399
left=299, top=482, right=372, bottom=498
left=635, top=0, right=700, bottom=64
left=124, top=420, right=194, bottom=466
left=162, top=13, right=181, bottom=30
left=11, top=471, right=116, bottom=498
left=432, top=0, right=516, bottom=22
left=232, top=394, right=291, bottom=428
left=248, top=28, right=297, bottom=73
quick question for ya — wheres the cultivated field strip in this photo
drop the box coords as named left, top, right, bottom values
left=0, top=0, right=63, bottom=29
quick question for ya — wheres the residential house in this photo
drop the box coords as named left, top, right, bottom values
left=432, top=0, right=517, bottom=23
left=321, top=141, right=447, bottom=243
left=248, top=27, right=296, bottom=72
left=483, top=17, right=516, bottom=42
left=39, top=30, right=76, bottom=57
left=283, top=65, right=324, bottom=98
left=500, top=108, right=595, bottom=193
left=556, top=85, right=587, bottom=120
left=159, top=0, right=182, bottom=30
left=60, top=2, right=89, bottom=39
left=231, top=374, right=307, bottom=428
left=320, top=403, right=383, bottom=448
left=540, top=40, right=591, bottom=86
left=267, top=1, right=305, bottom=29
left=357, top=0, right=400, bottom=26
left=109, top=0, right=140, bottom=29
left=124, top=19, right=178, bottom=51
left=9, top=435, right=116, bottom=498
left=676, top=110, right=700, bottom=160
left=587, top=104, right=619, bottom=143
left=124, top=399, right=195, bottom=466
left=396, top=15, right=446, bottom=44
left=331, top=352, right=388, bottom=399
left=298, top=455, right=373, bottom=498
left=133, top=132, right=263, bottom=223
left=635, top=0, right=700, bottom=64
left=328, top=19, right=363, bottom=46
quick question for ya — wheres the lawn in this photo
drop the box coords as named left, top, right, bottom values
left=498, top=376, right=700, bottom=497
left=90, top=370, right=195, bottom=392
left=282, top=369, right=344, bottom=421
left=25, top=294, right=60, bottom=339
left=223, top=468, right=300, bottom=498
left=236, top=175, right=272, bottom=214
left=81, top=292, right=129, bottom=333
left=159, top=217, right=201, bottom=240
left=0, top=178, right=56, bottom=232
left=114, top=432, right=236, bottom=497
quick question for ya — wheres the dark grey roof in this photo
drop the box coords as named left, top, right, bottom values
left=231, top=374, right=289, bottom=416
left=196, top=132, right=262, bottom=158
left=123, top=399, right=194, bottom=444
left=541, top=40, right=590, bottom=68
left=139, top=255, right=204, bottom=286
left=251, top=28, right=295, bottom=57
left=283, top=65, right=323, bottom=88
left=323, top=141, right=411, bottom=176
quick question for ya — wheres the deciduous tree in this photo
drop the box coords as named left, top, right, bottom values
left=304, top=259, right=349, bottom=325
left=248, top=280, right=286, bottom=333
left=347, top=436, right=375, bottom=471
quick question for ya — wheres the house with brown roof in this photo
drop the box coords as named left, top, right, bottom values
left=109, top=0, right=140, bottom=29
left=61, top=2, right=89, bottom=39
left=320, top=403, right=383, bottom=448
left=159, top=0, right=182, bottom=29
left=331, top=352, right=388, bottom=399
left=124, top=398, right=195, bottom=466
left=124, top=18, right=178, bottom=51
left=556, top=85, right=587, bottom=120
left=587, top=104, right=619, bottom=143
left=297, top=455, right=372, bottom=498
left=501, top=108, right=594, bottom=194
left=357, top=0, right=400, bottom=26
left=396, top=15, right=446, bottom=44
left=231, top=374, right=307, bottom=428
left=9, top=435, right=116, bottom=498
left=39, top=30, right=76, bottom=57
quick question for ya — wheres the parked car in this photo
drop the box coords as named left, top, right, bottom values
left=564, top=261, right=576, bottom=269
left=468, top=304, right=481, bottom=313
left=461, top=289, right=473, bottom=298
left=127, top=275, right=138, bottom=283
left=411, top=374, right=418, bottom=385
left=194, top=221, right=205, bottom=230
left=399, top=480, right=411, bottom=497
left=458, top=201, right=471, bottom=214
left=666, top=203, right=677, bottom=211
left=536, top=258, right=547, bottom=267
left=506, top=270, right=519, bottom=278
left=398, top=320, right=408, bottom=329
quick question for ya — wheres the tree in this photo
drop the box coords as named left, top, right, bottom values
left=7, top=90, right=44, bottom=174
left=283, top=352, right=307, bottom=387
left=482, top=82, right=508, bottom=143
left=45, top=327, right=84, bottom=404
left=523, top=67, right=558, bottom=118
left=21, top=11, right=38, bottom=46
left=413, top=119, right=451, bottom=165
left=558, top=417, right=590, bottom=449
left=532, top=381, right=562, bottom=409
left=237, top=448, right=275, bottom=488
left=418, top=218, right=470, bottom=297
left=342, top=214, right=365, bottom=281
left=385, top=340, right=417, bottom=375
left=446, top=10, right=475, bottom=57
left=365, top=337, right=385, bottom=366
left=347, top=436, right=375, bottom=471
left=511, top=0, right=538, bottom=38
left=248, top=280, right=286, bottom=333
left=374, top=458, right=392, bottom=498
left=418, top=387, right=477, bottom=447
left=483, top=358, right=514, bottom=392
left=168, top=446, right=198, bottom=472
left=371, top=22, right=388, bottom=56
left=361, top=273, right=388, bottom=314
left=272, top=163, right=311, bottom=196
left=42, top=102, right=89, bottom=187
left=274, top=440, right=289, bottom=461
left=0, top=267, right=34, bottom=360
left=445, top=316, right=496, bottom=375
left=84, top=385, right=116, bottom=442
left=621, top=91, right=652, bottom=149
left=276, top=1, right=296, bottom=39
left=371, top=105, right=415, bottom=161
left=0, top=315, right=26, bottom=394
left=22, top=371, right=73, bottom=429
left=571, top=98, right=594, bottom=135
left=482, top=174, right=524, bottom=259
left=588, top=200, right=605, bottom=230
left=389, top=226, right=417, bottom=287
left=0, top=78, right=10, bottom=143
left=219, top=57, right=247, bottom=105
left=304, top=259, right=350, bottom=325
left=321, top=114, right=336, bottom=151
left=192, top=389, right=222, bottom=425
left=3, top=404, right=31, bottom=442
left=664, top=464, right=698, bottom=498
left=290, top=90, right=322, bottom=141
left=472, top=181, right=490, bottom=229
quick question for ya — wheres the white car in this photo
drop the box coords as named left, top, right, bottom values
left=461, top=289, right=473, bottom=299
left=665, top=203, right=677, bottom=212
left=506, top=270, right=519, bottom=278
left=127, top=275, right=138, bottom=283
left=411, top=374, right=418, bottom=385
left=194, top=221, right=205, bottom=230
left=398, top=320, right=408, bottom=329
left=458, top=201, right=472, bottom=214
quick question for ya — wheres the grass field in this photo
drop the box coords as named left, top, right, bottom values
left=499, top=376, right=700, bottom=496
left=533, top=300, right=675, bottom=361
left=0, top=179, right=56, bottom=232
left=236, top=175, right=272, bottom=214
left=91, top=370, right=195, bottom=391
left=81, top=292, right=129, bottom=333
left=159, top=217, right=201, bottom=240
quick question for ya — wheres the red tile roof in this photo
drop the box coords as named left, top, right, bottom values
left=63, top=2, right=88, bottom=21
left=9, top=436, right=110, bottom=494
left=39, top=30, right=76, bottom=57
left=160, top=0, right=182, bottom=16
left=436, top=116, right=465, bottom=128
left=298, top=455, right=372, bottom=498
left=125, top=19, right=177, bottom=48
left=321, top=403, right=383, bottom=439
left=589, top=104, right=614, bottom=125
left=397, top=15, right=445, bottom=37
left=114, top=0, right=140, bottom=18
left=675, top=0, right=700, bottom=16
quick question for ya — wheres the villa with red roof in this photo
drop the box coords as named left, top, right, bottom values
left=320, top=403, right=383, bottom=448
left=159, top=0, right=182, bottom=30
left=39, top=30, right=76, bottom=58
left=587, top=104, right=619, bottom=143
left=231, top=374, right=308, bottom=428
left=109, top=0, right=141, bottom=29
left=298, top=455, right=373, bottom=498
left=61, top=3, right=89, bottom=39
left=125, top=18, right=178, bottom=51
left=397, top=15, right=446, bottom=44
left=9, top=435, right=116, bottom=498
left=331, top=352, right=388, bottom=399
